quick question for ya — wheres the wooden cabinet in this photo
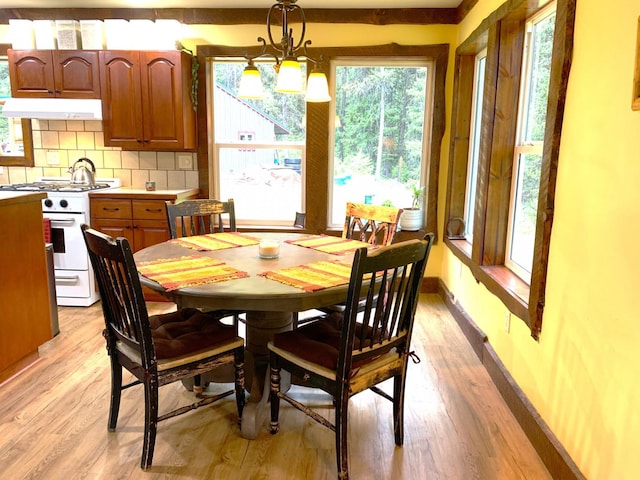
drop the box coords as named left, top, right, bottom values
left=90, top=198, right=170, bottom=252
left=90, top=189, right=199, bottom=301
left=99, top=50, right=197, bottom=151
left=8, top=49, right=101, bottom=98
left=0, top=192, right=53, bottom=383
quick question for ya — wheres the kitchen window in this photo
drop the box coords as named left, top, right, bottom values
left=0, top=47, right=33, bottom=167
left=210, top=60, right=305, bottom=227
left=444, top=0, right=573, bottom=338
left=200, top=43, right=447, bottom=236
left=506, top=5, right=555, bottom=282
left=464, top=50, right=486, bottom=244
left=327, top=59, right=433, bottom=228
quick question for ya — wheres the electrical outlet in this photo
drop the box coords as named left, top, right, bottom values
left=177, top=154, right=193, bottom=170
left=504, top=311, right=511, bottom=333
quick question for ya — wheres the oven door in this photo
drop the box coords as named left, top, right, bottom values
left=44, top=212, right=89, bottom=271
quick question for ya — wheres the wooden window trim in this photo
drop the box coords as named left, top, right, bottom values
left=197, top=43, right=448, bottom=239
left=444, top=0, right=575, bottom=339
left=0, top=44, right=34, bottom=167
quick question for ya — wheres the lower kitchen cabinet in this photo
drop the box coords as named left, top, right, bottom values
left=0, top=192, right=53, bottom=383
left=89, top=188, right=199, bottom=301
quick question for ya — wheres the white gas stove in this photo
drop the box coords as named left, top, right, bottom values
left=0, top=177, right=121, bottom=306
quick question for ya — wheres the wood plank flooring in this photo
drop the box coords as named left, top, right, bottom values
left=0, top=295, right=551, bottom=479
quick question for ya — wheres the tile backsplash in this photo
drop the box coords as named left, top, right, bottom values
left=0, top=119, right=199, bottom=190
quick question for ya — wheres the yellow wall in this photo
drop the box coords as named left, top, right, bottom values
left=445, top=0, right=640, bottom=478
left=5, top=4, right=639, bottom=476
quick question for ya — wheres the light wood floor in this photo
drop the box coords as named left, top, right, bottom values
left=0, top=294, right=551, bottom=480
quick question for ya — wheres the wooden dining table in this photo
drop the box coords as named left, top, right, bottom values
left=134, top=232, right=362, bottom=439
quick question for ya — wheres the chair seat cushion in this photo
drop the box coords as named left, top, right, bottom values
left=150, top=308, right=237, bottom=359
left=273, top=313, right=381, bottom=370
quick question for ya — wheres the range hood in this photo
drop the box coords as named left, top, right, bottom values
left=1, top=98, right=103, bottom=120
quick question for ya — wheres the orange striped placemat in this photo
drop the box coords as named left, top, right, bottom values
left=259, top=260, right=353, bottom=292
left=137, top=255, right=248, bottom=291
left=285, top=235, right=372, bottom=255
left=170, top=232, right=260, bottom=251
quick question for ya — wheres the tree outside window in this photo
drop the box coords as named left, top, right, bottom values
left=329, top=60, right=431, bottom=226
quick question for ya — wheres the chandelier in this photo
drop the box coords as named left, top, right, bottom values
left=238, top=0, right=331, bottom=102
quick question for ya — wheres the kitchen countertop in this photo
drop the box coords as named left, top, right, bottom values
left=0, top=191, right=47, bottom=206
left=89, top=187, right=199, bottom=201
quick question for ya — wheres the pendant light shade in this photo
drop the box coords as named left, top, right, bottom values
left=238, top=63, right=264, bottom=99
left=276, top=59, right=303, bottom=93
left=305, top=70, right=331, bottom=102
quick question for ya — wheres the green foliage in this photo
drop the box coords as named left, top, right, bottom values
left=409, top=184, right=425, bottom=209
left=381, top=199, right=394, bottom=207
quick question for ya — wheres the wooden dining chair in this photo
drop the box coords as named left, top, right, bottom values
left=342, top=201, right=403, bottom=246
left=165, top=198, right=236, bottom=238
left=81, top=224, right=245, bottom=470
left=165, top=198, right=245, bottom=332
left=268, top=233, right=434, bottom=480
left=293, top=202, right=404, bottom=328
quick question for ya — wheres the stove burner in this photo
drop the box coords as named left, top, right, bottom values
left=0, top=181, right=111, bottom=192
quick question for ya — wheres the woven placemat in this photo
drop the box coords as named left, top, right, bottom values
left=259, top=260, right=353, bottom=292
left=137, top=255, right=248, bottom=291
left=170, top=232, right=260, bottom=251
left=286, top=235, right=371, bottom=255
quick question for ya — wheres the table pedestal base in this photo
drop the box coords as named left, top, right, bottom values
left=241, top=310, right=292, bottom=439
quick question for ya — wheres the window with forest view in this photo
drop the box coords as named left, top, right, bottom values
left=507, top=4, right=556, bottom=281
left=211, top=60, right=306, bottom=226
left=464, top=50, right=486, bottom=243
left=329, top=59, right=432, bottom=227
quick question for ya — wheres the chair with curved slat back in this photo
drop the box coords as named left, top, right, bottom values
left=165, top=198, right=236, bottom=238
left=293, top=202, right=404, bottom=328
left=342, top=201, right=403, bottom=246
left=81, top=224, right=245, bottom=470
left=165, top=198, right=244, bottom=327
left=269, top=234, right=435, bottom=480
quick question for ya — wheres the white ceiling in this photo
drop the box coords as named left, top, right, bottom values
left=3, top=1, right=462, bottom=9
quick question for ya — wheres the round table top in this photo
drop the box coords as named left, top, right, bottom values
left=134, top=232, right=356, bottom=313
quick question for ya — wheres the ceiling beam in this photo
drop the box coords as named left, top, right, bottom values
left=0, top=8, right=459, bottom=26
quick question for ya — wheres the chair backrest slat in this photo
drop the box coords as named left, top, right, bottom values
left=337, top=233, right=434, bottom=381
left=166, top=198, right=237, bottom=238
left=81, top=224, right=155, bottom=366
left=343, top=202, right=403, bottom=246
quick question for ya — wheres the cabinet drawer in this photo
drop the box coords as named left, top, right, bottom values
left=91, top=199, right=132, bottom=219
left=133, top=200, right=167, bottom=220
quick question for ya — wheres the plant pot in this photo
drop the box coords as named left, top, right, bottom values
left=399, top=208, right=423, bottom=231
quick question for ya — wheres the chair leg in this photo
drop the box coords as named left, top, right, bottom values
left=108, top=358, right=123, bottom=431
left=234, top=347, right=246, bottom=426
left=140, top=377, right=159, bottom=470
left=269, top=357, right=281, bottom=434
left=335, top=390, right=350, bottom=480
left=393, top=372, right=407, bottom=446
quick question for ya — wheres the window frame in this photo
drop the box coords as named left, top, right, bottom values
left=463, top=49, right=487, bottom=244
left=197, top=43, right=448, bottom=239
left=0, top=45, right=34, bottom=167
left=443, top=0, right=575, bottom=339
left=327, top=57, right=435, bottom=229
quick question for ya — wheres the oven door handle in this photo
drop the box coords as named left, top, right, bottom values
left=48, top=218, right=77, bottom=226
left=55, top=274, right=80, bottom=285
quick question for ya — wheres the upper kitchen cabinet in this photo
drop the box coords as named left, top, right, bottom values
left=8, top=49, right=101, bottom=99
left=99, top=50, right=197, bottom=151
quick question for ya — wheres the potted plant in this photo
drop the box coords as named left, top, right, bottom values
left=399, top=185, right=425, bottom=231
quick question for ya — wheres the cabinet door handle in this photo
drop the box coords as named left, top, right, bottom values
left=54, top=89, right=61, bottom=94
left=103, top=207, right=120, bottom=212
left=144, top=139, right=150, bottom=143
left=145, top=208, right=162, bottom=213
left=47, top=89, right=54, bottom=94
left=133, top=225, right=138, bottom=229
left=136, top=139, right=143, bottom=143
